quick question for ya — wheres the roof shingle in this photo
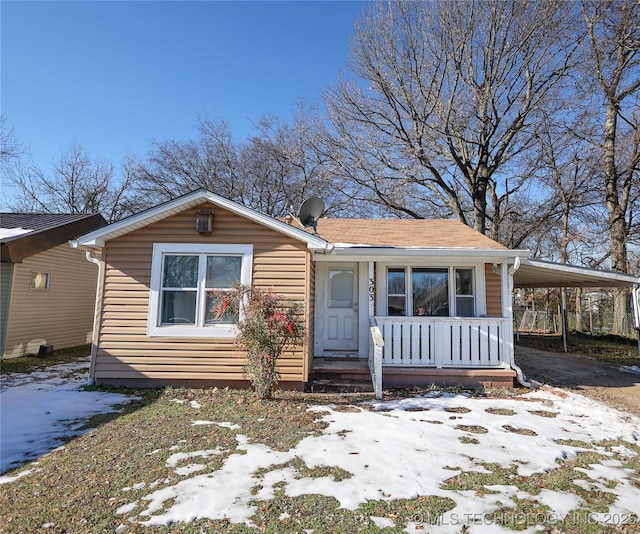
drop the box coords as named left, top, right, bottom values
left=308, top=218, right=507, bottom=250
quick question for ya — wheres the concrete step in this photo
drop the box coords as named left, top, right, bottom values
left=305, top=378, right=374, bottom=394
left=307, top=358, right=374, bottom=393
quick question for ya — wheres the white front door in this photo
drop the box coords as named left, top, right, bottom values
left=323, top=264, right=359, bottom=352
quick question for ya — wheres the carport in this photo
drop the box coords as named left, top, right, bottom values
left=513, top=258, right=640, bottom=357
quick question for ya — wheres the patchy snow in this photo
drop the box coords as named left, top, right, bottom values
left=189, top=419, right=239, bottom=430
left=165, top=449, right=223, bottom=469
left=0, top=358, right=135, bottom=476
left=370, top=515, right=396, bottom=528
left=116, top=502, right=138, bottom=515
left=620, top=365, right=640, bottom=374
left=117, top=389, right=640, bottom=532
left=2, top=360, right=639, bottom=531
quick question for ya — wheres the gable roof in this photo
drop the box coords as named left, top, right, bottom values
left=72, top=190, right=333, bottom=252
left=1, top=213, right=107, bottom=263
left=73, top=190, right=528, bottom=259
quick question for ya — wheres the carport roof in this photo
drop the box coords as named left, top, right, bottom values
left=515, top=259, right=639, bottom=288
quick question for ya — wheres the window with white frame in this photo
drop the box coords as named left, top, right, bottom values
left=412, top=268, right=449, bottom=316
left=386, top=266, right=475, bottom=317
left=148, top=244, right=252, bottom=337
left=455, top=268, right=475, bottom=317
left=387, top=268, right=406, bottom=316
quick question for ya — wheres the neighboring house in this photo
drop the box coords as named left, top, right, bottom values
left=1, top=213, right=107, bottom=358
left=71, top=190, right=640, bottom=396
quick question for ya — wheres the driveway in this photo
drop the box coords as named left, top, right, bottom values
left=515, top=344, right=640, bottom=417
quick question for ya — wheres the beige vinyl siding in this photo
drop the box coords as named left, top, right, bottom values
left=93, top=203, right=311, bottom=385
left=304, top=256, right=315, bottom=379
left=485, top=264, right=502, bottom=317
left=2, top=244, right=98, bottom=358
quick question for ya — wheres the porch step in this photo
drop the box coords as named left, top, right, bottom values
left=305, top=379, right=374, bottom=394
left=307, top=357, right=374, bottom=394
left=306, top=358, right=517, bottom=392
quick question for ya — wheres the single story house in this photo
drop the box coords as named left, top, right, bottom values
left=71, top=190, right=640, bottom=396
left=1, top=213, right=107, bottom=358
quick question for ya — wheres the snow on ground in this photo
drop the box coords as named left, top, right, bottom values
left=119, top=389, right=640, bottom=533
left=0, top=358, right=134, bottom=478
left=2, top=361, right=639, bottom=532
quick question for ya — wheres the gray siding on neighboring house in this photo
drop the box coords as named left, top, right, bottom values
left=0, top=262, right=14, bottom=355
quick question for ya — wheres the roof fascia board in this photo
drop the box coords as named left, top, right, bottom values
left=521, top=259, right=639, bottom=286
left=314, top=247, right=530, bottom=262
left=73, top=190, right=332, bottom=252
left=3, top=214, right=106, bottom=263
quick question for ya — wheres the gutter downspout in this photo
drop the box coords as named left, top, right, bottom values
left=84, top=249, right=102, bottom=386
left=506, top=257, right=532, bottom=387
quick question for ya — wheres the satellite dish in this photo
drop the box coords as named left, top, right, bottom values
left=298, top=197, right=324, bottom=234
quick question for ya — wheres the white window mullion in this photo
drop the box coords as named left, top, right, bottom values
left=407, top=267, right=413, bottom=317
left=449, top=266, right=456, bottom=317
left=195, top=255, right=207, bottom=327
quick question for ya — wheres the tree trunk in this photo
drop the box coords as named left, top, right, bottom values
left=473, top=169, right=489, bottom=234
left=603, top=102, right=630, bottom=334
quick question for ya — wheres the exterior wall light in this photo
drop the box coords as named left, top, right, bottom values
left=195, top=210, right=213, bottom=235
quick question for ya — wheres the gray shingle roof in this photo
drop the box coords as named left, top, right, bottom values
left=1, top=212, right=107, bottom=262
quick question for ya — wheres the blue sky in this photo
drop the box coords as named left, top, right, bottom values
left=1, top=0, right=367, bottom=205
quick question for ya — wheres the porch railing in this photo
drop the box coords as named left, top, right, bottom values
left=368, top=317, right=384, bottom=399
left=375, top=317, right=509, bottom=368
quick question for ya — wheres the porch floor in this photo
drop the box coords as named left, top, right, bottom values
left=308, top=357, right=516, bottom=393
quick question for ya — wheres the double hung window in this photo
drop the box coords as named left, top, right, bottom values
left=148, top=244, right=252, bottom=337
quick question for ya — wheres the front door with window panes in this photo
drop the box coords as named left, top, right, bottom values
left=323, top=264, right=359, bottom=352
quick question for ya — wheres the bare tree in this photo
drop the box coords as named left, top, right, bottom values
left=0, top=116, right=24, bottom=166
left=536, top=114, right=608, bottom=332
left=7, top=143, right=138, bottom=222
left=242, top=105, right=357, bottom=218
left=132, top=109, right=357, bottom=218
left=325, top=0, right=580, bottom=235
left=582, top=0, right=640, bottom=333
left=131, top=117, right=243, bottom=206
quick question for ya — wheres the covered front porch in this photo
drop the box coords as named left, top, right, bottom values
left=313, top=254, right=525, bottom=398
left=310, top=263, right=639, bottom=399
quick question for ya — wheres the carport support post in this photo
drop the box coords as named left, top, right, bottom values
left=561, top=288, right=568, bottom=353
left=632, top=283, right=639, bottom=356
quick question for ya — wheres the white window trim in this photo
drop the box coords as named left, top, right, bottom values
left=377, top=262, right=486, bottom=317
left=148, top=243, right=253, bottom=337
left=453, top=267, right=476, bottom=317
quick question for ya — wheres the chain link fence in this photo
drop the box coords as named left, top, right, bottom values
left=515, top=309, right=638, bottom=339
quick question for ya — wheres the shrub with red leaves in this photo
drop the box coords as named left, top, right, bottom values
left=210, top=285, right=304, bottom=399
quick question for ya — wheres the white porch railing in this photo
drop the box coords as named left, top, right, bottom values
left=375, top=317, right=509, bottom=368
left=368, top=317, right=384, bottom=399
